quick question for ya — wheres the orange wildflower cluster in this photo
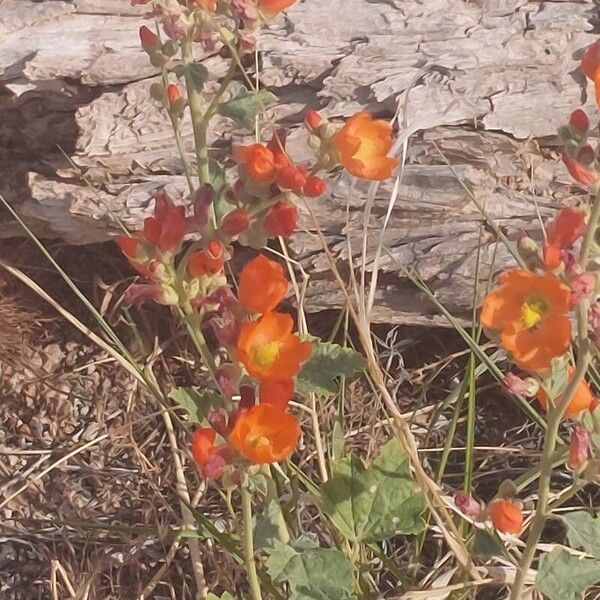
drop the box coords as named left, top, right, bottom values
left=188, top=254, right=310, bottom=476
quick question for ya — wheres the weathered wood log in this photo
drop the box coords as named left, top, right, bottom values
left=0, top=0, right=597, bottom=323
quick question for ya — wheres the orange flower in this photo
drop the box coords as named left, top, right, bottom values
left=229, top=404, right=300, bottom=464
left=582, top=40, right=600, bottom=107
left=258, top=0, right=296, bottom=15
left=233, top=143, right=276, bottom=183
left=239, top=255, right=288, bottom=314
left=536, top=369, right=595, bottom=418
left=259, top=379, right=294, bottom=408
left=334, top=112, right=398, bottom=181
left=543, top=207, right=586, bottom=269
left=237, top=312, right=311, bottom=380
left=481, top=270, right=571, bottom=372
left=490, top=499, right=523, bottom=534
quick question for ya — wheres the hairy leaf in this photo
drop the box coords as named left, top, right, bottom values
left=536, top=548, right=600, bottom=600
left=176, top=63, right=209, bottom=91
left=267, top=539, right=355, bottom=600
left=219, top=82, right=276, bottom=129
left=169, top=387, right=223, bottom=424
left=321, top=437, right=425, bottom=542
left=297, top=337, right=366, bottom=396
left=563, top=511, right=600, bottom=558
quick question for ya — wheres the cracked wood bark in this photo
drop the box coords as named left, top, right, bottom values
left=0, top=0, right=597, bottom=324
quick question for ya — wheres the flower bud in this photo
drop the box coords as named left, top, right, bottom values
left=502, top=373, right=539, bottom=398
left=517, top=235, right=540, bottom=268
left=567, top=424, right=591, bottom=472
left=208, top=408, right=230, bottom=436
left=277, top=165, right=307, bottom=190
left=221, top=208, right=251, bottom=237
left=569, top=108, right=589, bottom=138
left=489, top=499, right=523, bottom=535
left=577, top=144, right=596, bottom=166
left=191, top=185, right=214, bottom=229
left=265, top=200, right=298, bottom=237
left=454, top=491, right=482, bottom=519
left=167, top=84, right=182, bottom=106
left=139, top=25, right=160, bottom=52
left=303, top=176, right=327, bottom=197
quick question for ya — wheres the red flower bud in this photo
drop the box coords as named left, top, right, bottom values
left=277, top=165, right=307, bottom=190
left=221, top=208, right=251, bottom=237
left=303, top=176, right=327, bottom=197
left=265, top=200, right=298, bottom=237
left=305, top=109, right=323, bottom=130
left=139, top=25, right=159, bottom=51
left=167, top=84, right=182, bottom=106
left=569, top=108, right=589, bottom=137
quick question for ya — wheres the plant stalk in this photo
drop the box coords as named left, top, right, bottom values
left=181, top=39, right=211, bottom=186
left=241, top=485, right=264, bottom=600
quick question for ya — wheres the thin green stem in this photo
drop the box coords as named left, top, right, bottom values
left=509, top=187, right=600, bottom=599
left=241, top=485, right=264, bottom=600
left=158, top=51, right=194, bottom=193
left=181, top=39, right=211, bottom=186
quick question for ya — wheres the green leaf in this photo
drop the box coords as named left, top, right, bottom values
left=176, top=63, right=209, bottom=92
left=169, top=386, right=224, bottom=424
left=536, top=548, right=600, bottom=600
left=266, top=540, right=356, bottom=600
left=255, top=500, right=285, bottom=551
left=206, top=594, right=234, bottom=600
left=218, top=82, right=276, bottom=130
left=563, top=511, right=600, bottom=558
left=297, top=338, right=366, bottom=396
left=471, top=528, right=509, bottom=559
left=321, top=437, right=425, bottom=542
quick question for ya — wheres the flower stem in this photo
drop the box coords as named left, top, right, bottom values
left=509, top=187, right=600, bottom=599
left=241, top=485, right=263, bottom=600
left=181, top=39, right=211, bottom=186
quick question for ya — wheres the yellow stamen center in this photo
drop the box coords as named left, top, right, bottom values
left=521, top=296, right=549, bottom=329
left=250, top=435, right=271, bottom=448
left=253, top=341, right=281, bottom=368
